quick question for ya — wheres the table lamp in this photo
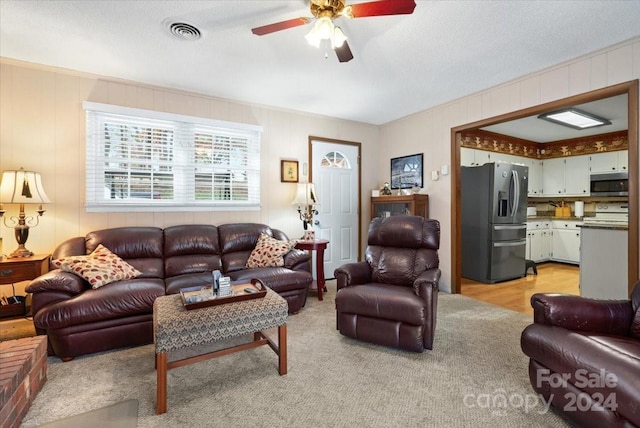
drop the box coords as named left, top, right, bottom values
left=0, top=168, right=51, bottom=258
left=291, top=182, right=318, bottom=230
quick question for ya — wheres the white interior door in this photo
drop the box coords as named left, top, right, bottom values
left=311, top=140, right=359, bottom=279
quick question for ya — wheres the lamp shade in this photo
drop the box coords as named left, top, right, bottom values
left=0, top=168, right=51, bottom=204
left=291, top=182, right=318, bottom=207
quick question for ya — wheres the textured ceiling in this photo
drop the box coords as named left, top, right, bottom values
left=1, top=1, right=640, bottom=125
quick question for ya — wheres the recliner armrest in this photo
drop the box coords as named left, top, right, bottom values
left=531, top=293, right=633, bottom=335
left=413, top=268, right=441, bottom=299
left=334, top=262, right=371, bottom=290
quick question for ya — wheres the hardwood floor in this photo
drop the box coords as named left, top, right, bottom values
left=461, top=262, right=580, bottom=316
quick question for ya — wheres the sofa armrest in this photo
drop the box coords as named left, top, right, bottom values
left=413, top=268, right=441, bottom=300
left=334, top=262, right=371, bottom=290
left=283, top=249, right=311, bottom=271
left=26, top=270, right=87, bottom=296
left=531, top=293, right=633, bottom=335
left=26, top=270, right=88, bottom=317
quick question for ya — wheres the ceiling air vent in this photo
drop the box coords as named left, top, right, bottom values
left=168, top=22, right=201, bottom=41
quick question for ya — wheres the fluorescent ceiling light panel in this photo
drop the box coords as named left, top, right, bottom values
left=538, top=108, right=612, bottom=130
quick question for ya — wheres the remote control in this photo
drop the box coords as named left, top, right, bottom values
left=244, top=287, right=258, bottom=294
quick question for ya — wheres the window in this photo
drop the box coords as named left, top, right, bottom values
left=320, top=151, right=350, bottom=168
left=83, top=102, right=262, bottom=212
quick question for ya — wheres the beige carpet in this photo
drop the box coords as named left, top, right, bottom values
left=38, top=399, right=138, bottom=428
left=20, top=281, right=571, bottom=427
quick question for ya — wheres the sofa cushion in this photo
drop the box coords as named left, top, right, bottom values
left=246, top=233, right=296, bottom=268
left=53, top=244, right=142, bottom=289
left=163, top=225, right=222, bottom=283
left=84, top=227, right=165, bottom=279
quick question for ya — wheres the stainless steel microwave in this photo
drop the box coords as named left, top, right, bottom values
left=590, top=172, right=629, bottom=196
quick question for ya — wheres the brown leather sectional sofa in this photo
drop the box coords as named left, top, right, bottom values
left=26, top=223, right=312, bottom=361
left=521, top=280, right=640, bottom=427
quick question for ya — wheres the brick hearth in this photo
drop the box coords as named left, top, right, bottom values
left=0, top=336, right=47, bottom=428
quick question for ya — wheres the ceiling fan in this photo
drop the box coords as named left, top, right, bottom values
left=251, top=0, right=417, bottom=63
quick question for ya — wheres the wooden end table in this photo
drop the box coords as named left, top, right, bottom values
left=0, top=254, right=50, bottom=285
left=0, top=254, right=50, bottom=318
left=295, top=239, right=329, bottom=301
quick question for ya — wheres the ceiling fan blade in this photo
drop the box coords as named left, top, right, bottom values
left=251, top=17, right=311, bottom=36
left=335, top=41, right=354, bottom=63
left=347, top=0, right=416, bottom=18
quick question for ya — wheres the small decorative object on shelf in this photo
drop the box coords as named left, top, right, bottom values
left=303, top=230, right=315, bottom=241
left=380, top=182, right=392, bottom=195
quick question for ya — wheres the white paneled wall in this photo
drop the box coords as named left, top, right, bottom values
left=0, top=60, right=379, bottom=278
left=1, top=37, right=638, bottom=296
left=380, top=37, right=640, bottom=292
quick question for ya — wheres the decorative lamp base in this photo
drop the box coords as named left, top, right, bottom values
left=9, top=245, right=34, bottom=259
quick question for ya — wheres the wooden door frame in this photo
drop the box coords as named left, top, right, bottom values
left=308, top=136, right=363, bottom=260
left=451, top=80, right=639, bottom=296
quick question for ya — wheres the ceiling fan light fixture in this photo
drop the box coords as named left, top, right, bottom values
left=305, top=29, right=322, bottom=47
left=331, top=26, right=347, bottom=49
left=305, top=16, right=336, bottom=48
left=538, top=108, right=612, bottom=130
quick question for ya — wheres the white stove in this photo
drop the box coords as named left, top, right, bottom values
left=582, top=203, right=629, bottom=225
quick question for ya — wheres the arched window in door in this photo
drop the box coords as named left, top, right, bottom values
left=320, top=151, right=351, bottom=168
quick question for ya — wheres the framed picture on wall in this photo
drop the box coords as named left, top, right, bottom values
left=390, top=153, right=423, bottom=189
left=280, top=160, right=299, bottom=183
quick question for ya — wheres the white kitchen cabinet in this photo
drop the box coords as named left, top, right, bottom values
left=589, top=150, right=628, bottom=173
left=619, top=150, right=628, bottom=171
left=460, top=148, right=491, bottom=166
left=526, top=221, right=551, bottom=262
left=542, top=155, right=590, bottom=196
left=551, top=220, right=581, bottom=264
left=527, top=158, right=543, bottom=196
left=564, top=155, right=590, bottom=195
left=491, top=152, right=526, bottom=166
left=542, top=157, right=564, bottom=196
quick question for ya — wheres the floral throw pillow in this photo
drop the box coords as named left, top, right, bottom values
left=246, top=233, right=296, bottom=268
left=52, top=244, right=142, bottom=289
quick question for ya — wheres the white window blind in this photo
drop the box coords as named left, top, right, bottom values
left=83, top=102, right=262, bottom=212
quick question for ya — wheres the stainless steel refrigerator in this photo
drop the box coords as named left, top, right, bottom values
left=461, top=162, right=528, bottom=283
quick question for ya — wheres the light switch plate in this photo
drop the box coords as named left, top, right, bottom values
left=431, top=170, right=439, bottom=181
left=441, top=165, right=449, bottom=175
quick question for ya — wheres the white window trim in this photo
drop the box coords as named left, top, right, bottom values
left=83, top=101, right=262, bottom=212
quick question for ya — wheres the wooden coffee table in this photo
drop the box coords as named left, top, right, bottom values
left=153, top=286, right=288, bottom=414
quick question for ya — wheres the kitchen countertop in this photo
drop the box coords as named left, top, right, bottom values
left=527, top=216, right=586, bottom=222
left=579, top=223, right=628, bottom=231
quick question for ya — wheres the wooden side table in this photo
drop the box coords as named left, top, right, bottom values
left=0, top=254, right=51, bottom=317
left=0, top=254, right=51, bottom=285
left=295, top=239, right=329, bottom=301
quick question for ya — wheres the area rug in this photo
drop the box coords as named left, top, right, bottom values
left=20, top=282, right=571, bottom=428
left=38, top=399, right=138, bottom=428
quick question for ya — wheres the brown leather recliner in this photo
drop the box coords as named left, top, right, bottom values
left=521, top=280, right=640, bottom=427
left=334, top=216, right=441, bottom=352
